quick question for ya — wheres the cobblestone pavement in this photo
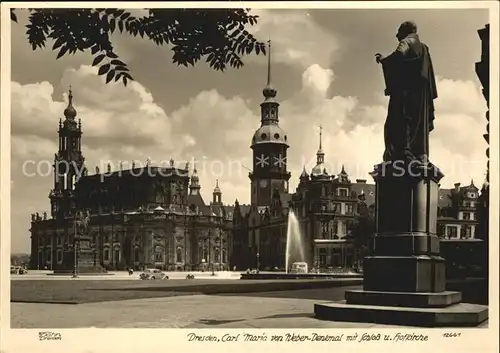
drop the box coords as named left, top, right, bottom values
left=11, top=286, right=382, bottom=328
left=11, top=285, right=489, bottom=329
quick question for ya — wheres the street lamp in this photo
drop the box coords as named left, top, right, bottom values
left=72, top=209, right=79, bottom=278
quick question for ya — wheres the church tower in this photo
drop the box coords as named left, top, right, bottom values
left=213, top=179, right=222, bottom=205
left=49, top=88, right=86, bottom=219
left=189, top=161, right=201, bottom=196
left=249, top=40, right=291, bottom=210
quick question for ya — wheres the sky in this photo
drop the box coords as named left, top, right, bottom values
left=10, top=8, right=489, bottom=253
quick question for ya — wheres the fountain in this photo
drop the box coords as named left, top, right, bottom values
left=239, top=208, right=362, bottom=280
left=285, top=209, right=306, bottom=273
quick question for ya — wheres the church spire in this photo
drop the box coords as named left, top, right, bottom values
left=189, top=159, right=201, bottom=195
left=316, top=125, right=325, bottom=163
left=262, top=39, right=277, bottom=100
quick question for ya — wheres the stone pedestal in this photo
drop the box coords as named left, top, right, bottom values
left=53, top=234, right=107, bottom=275
left=314, top=161, right=488, bottom=327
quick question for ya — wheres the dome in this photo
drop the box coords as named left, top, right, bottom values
left=311, top=163, right=327, bottom=177
left=64, top=105, right=77, bottom=120
left=251, top=124, right=288, bottom=146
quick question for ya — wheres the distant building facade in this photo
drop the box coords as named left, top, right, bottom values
left=437, top=181, right=480, bottom=240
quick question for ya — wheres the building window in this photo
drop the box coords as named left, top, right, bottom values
left=319, top=248, right=327, bottom=266
left=446, top=226, right=458, bottom=239
left=104, top=249, right=110, bottom=261
left=222, top=249, right=227, bottom=263
left=176, top=247, right=183, bottom=262
left=338, top=188, right=348, bottom=197
left=465, top=226, right=472, bottom=239
left=322, top=187, right=326, bottom=197
left=57, top=250, right=62, bottom=263
left=57, top=236, right=61, bottom=245
left=46, top=250, right=52, bottom=262
left=346, top=204, right=354, bottom=215
left=341, top=222, right=348, bottom=236
left=155, top=251, right=163, bottom=262
left=134, top=248, right=139, bottom=262
left=114, top=249, right=120, bottom=263
left=463, top=212, right=471, bottom=220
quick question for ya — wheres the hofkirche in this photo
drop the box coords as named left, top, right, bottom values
left=29, top=41, right=484, bottom=273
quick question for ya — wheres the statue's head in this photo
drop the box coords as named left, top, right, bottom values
left=397, top=21, right=417, bottom=41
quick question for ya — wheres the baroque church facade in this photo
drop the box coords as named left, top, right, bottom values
left=29, top=89, right=233, bottom=272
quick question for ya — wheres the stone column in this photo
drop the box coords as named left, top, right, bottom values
left=362, top=162, right=446, bottom=293
left=315, top=161, right=488, bottom=326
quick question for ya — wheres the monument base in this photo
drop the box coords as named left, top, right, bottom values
left=313, top=160, right=489, bottom=327
left=345, top=289, right=462, bottom=308
left=53, top=265, right=108, bottom=275
left=314, top=300, right=488, bottom=327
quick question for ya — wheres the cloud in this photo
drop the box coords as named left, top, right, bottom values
left=249, top=10, right=341, bottom=69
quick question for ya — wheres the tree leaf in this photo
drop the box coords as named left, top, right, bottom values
left=56, top=45, right=69, bottom=59
left=92, top=54, right=106, bottom=66
left=11, top=10, right=17, bottom=23
left=115, top=65, right=129, bottom=72
left=118, top=20, right=124, bottom=33
left=98, top=63, right=111, bottom=76
left=91, top=45, right=100, bottom=55
left=107, top=51, right=119, bottom=58
left=52, top=37, right=65, bottom=50
left=110, top=59, right=126, bottom=66
left=105, top=69, right=115, bottom=84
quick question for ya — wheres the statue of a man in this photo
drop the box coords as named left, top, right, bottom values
left=375, top=21, right=438, bottom=163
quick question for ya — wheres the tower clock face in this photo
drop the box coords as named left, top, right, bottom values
left=260, top=180, right=268, bottom=188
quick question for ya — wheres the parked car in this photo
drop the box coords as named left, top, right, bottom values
left=139, top=268, right=168, bottom=280
left=10, top=266, right=28, bottom=275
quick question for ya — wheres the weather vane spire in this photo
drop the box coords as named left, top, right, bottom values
left=267, top=38, right=272, bottom=87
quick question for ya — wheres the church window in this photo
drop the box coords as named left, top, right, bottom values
left=274, top=133, right=280, bottom=139
left=104, top=249, right=109, bottom=261
left=261, top=133, right=267, bottom=140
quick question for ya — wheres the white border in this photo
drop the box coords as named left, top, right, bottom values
left=1, top=2, right=499, bottom=353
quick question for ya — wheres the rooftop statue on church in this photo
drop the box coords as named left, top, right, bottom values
left=375, top=21, right=438, bottom=163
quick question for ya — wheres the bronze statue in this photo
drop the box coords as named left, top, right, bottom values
left=375, top=21, right=438, bottom=163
